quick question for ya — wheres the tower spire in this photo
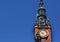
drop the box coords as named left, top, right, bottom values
left=35, top=0, right=48, bottom=26
left=38, top=0, right=46, bottom=16
left=40, top=0, right=45, bottom=9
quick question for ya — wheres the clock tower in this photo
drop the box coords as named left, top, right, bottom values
left=34, top=0, right=52, bottom=42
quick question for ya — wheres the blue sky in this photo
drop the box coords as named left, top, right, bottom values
left=0, top=0, right=60, bottom=42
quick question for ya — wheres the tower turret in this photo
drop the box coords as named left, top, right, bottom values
left=34, top=0, right=52, bottom=42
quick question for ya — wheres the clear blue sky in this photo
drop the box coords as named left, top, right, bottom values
left=0, top=0, right=60, bottom=42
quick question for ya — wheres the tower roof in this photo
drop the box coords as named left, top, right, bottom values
left=34, top=0, right=51, bottom=26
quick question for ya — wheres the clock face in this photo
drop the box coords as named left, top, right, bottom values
left=39, top=29, right=49, bottom=38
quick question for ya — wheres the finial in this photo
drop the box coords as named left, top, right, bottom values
left=40, top=0, right=45, bottom=9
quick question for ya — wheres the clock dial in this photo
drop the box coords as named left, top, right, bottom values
left=40, top=31, right=46, bottom=37
left=39, top=29, right=49, bottom=38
